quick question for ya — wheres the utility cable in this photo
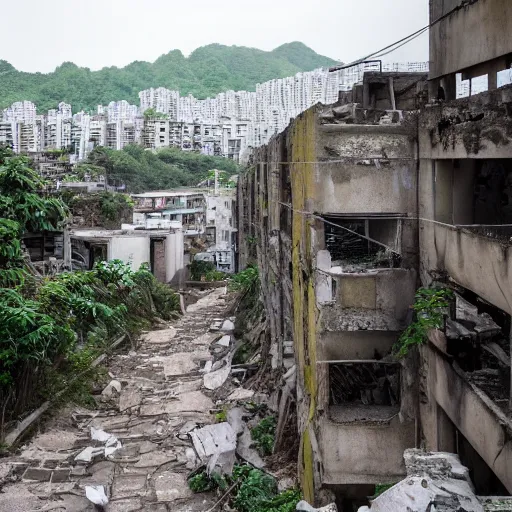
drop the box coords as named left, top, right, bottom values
left=275, top=201, right=512, bottom=255
left=329, top=0, right=479, bottom=72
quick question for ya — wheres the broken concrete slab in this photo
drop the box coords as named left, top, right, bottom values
left=111, top=474, right=147, bottom=499
left=134, top=451, right=177, bottom=468
left=190, top=423, right=237, bottom=473
left=119, top=387, right=142, bottom=412
left=0, top=483, right=49, bottom=512
left=163, top=352, right=201, bottom=378
left=43, top=493, right=92, bottom=511
left=227, top=407, right=245, bottom=435
left=203, top=355, right=232, bottom=390
left=216, top=335, right=231, bottom=347
left=153, top=471, right=193, bottom=502
left=446, top=318, right=474, bottom=339
left=236, top=427, right=265, bottom=469
left=139, top=391, right=213, bottom=416
left=107, top=498, right=143, bottom=512
left=474, top=313, right=501, bottom=337
left=226, top=388, right=255, bottom=401
left=455, top=293, right=479, bottom=324
left=298, top=501, right=338, bottom=511
left=102, top=379, right=122, bottom=397
left=85, top=485, right=109, bottom=507
left=30, top=430, right=79, bottom=451
left=220, top=319, right=235, bottom=332
left=358, top=450, right=484, bottom=512
left=139, top=441, right=159, bottom=454
left=143, top=327, right=177, bottom=344
left=190, top=332, right=220, bottom=346
left=74, top=446, right=104, bottom=463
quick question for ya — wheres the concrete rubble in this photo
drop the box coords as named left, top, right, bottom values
left=357, top=449, right=488, bottom=512
left=0, top=287, right=267, bottom=512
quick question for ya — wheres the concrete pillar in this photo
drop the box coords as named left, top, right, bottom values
left=63, top=226, right=72, bottom=270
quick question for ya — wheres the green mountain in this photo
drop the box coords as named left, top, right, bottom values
left=0, top=42, right=338, bottom=113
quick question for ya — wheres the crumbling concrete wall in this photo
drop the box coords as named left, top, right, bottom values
left=418, top=154, right=512, bottom=316
left=419, top=86, right=512, bottom=160
left=320, top=417, right=415, bottom=486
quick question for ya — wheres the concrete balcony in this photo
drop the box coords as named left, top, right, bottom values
left=317, top=268, right=417, bottom=330
left=319, top=414, right=415, bottom=486
left=422, top=335, right=512, bottom=493
left=313, top=123, right=417, bottom=216
left=420, top=222, right=512, bottom=316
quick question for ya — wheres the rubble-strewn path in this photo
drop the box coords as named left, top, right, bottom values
left=0, top=288, right=233, bottom=512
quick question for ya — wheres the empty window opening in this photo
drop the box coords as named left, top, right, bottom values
left=498, top=67, right=512, bottom=89
left=456, top=73, right=489, bottom=98
left=323, top=216, right=402, bottom=271
left=434, top=159, right=512, bottom=239
left=329, top=362, right=401, bottom=423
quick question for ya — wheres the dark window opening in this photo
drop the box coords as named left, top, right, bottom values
left=326, top=485, right=376, bottom=512
left=323, top=216, right=401, bottom=269
left=434, top=159, right=512, bottom=240
left=89, top=244, right=107, bottom=270
left=329, top=363, right=401, bottom=423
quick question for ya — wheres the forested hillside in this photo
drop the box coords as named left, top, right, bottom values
left=0, top=42, right=337, bottom=112
left=80, top=145, right=239, bottom=193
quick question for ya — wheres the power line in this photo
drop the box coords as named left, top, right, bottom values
left=329, top=0, right=479, bottom=72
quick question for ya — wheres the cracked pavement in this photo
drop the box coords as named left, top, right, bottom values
left=0, top=288, right=233, bottom=512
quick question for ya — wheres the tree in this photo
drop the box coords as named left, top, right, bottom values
left=0, top=147, right=68, bottom=234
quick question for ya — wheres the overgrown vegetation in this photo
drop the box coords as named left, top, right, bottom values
left=0, top=147, right=181, bottom=439
left=66, top=191, right=133, bottom=229
left=189, top=259, right=226, bottom=282
left=232, top=265, right=262, bottom=365
left=85, top=144, right=239, bottom=193
left=251, top=415, right=276, bottom=456
left=188, top=464, right=301, bottom=512
left=393, top=287, right=453, bottom=358
left=371, top=483, right=396, bottom=499
left=0, top=43, right=336, bottom=111
left=229, top=265, right=259, bottom=293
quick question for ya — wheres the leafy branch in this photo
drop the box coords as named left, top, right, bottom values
left=393, top=287, right=453, bottom=358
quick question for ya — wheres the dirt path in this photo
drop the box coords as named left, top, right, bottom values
left=0, top=287, right=233, bottom=512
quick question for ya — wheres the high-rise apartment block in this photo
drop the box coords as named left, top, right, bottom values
left=1, top=62, right=428, bottom=163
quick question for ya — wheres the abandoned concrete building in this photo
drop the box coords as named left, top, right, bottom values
left=132, top=186, right=237, bottom=273
left=69, top=229, right=184, bottom=284
left=238, top=71, right=427, bottom=507
left=237, top=0, right=512, bottom=507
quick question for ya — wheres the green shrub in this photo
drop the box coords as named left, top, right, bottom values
left=187, top=463, right=301, bottom=512
left=229, top=266, right=259, bottom=293
left=190, top=260, right=215, bottom=281
left=251, top=416, right=276, bottom=456
left=394, top=287, right=453, bottom=358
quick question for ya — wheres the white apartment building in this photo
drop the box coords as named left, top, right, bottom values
left=2, top=62, right=429, bottom=163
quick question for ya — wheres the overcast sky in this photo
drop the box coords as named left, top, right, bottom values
left=1, top=0, right=429, bottom=73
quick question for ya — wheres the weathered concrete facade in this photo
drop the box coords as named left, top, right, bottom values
left=416, top=0, right=512, bottom=497
left=238, top=77, right=425, bottom=504
left=238, top=2, right=512, bottom=505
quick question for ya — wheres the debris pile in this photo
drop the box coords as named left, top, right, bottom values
left=357, top=449, right=484, bottom=512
